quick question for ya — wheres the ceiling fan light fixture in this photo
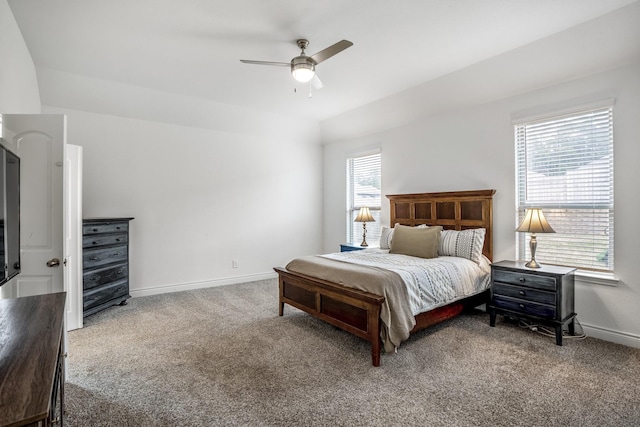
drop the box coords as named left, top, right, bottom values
left=291, top=57, right=315, bottom=82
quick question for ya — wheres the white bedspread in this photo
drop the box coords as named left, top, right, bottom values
left=322, top=249, right=491, bottom=316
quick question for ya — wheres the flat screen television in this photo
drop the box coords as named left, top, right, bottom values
left=0, top=138, right=20, bottom=286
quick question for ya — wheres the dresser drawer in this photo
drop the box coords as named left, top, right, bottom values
left=83, top=245, right=128, bottom=269
left=492, top=295, right=556, bottom=318
left=83, top=263, right=128, bottom=291
left=493, top=269, right=556, bottom=291
left=83, top=222, right=129, bottom=236
left=83, top=232, right=128, bottom=249
left=492, top=282, right=555, bottom=305
left=83, top=279, right=129, bottom=311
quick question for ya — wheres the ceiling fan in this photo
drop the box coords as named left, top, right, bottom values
left=240, top=39, right=353, bottom=89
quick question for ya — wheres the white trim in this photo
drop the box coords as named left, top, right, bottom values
left=511, top=98, right=615, bottom=124
left=575, top=270, right=619, bottom=286
left=129, top=271, right=277, bottom=298
left=580, top=322, right=640, bottom=349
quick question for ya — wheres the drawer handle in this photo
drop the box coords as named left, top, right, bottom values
left=519, top=303, right=525, bottom=309
left=116, top=269, right=124, bottom=274
left=519, top=277, right=525, bottom=282
left=519, top=290, right=525, bottom=296
left=116, top=227, right=121, bottom=230
left=93, top=228, right=98, bottom=232
left=89, top=277, right=98, bottom=281
left=116, top=238, right=121, bottom=242
left=92, top=241, right=98, bottom=245
left=89, top=256, right=100, bottom=261
left=113, top=252, right=122, bottom=256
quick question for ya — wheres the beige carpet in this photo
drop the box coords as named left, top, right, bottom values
left=64, top=279, right=640, bottom=426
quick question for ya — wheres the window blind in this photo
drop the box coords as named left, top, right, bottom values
left=515, top=106, right=614, bottom=272
left=347, top=152, right=381, bottom=244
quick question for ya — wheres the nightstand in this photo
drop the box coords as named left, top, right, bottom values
left=340, top=243, right=368, bottom=252
left=489, top=260, right=576, bottom=345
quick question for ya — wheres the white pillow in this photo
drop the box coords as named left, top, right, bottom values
left=438, top=228, right=486, bottom=265
left=379, top=226, right=394, bottom=249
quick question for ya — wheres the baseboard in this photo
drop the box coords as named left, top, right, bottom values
left=580, top=322, right=640, bottom=349
left=130, top=271, right=278, bottom=298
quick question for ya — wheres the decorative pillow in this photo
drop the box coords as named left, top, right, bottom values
left=389, top=224, right=442, bottom=259
left=438, top=228, right=486, bottom=264
left=379, top=226, right=394, bottom=249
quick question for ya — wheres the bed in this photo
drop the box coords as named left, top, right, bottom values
left=274, top=189, right=495, bottom=366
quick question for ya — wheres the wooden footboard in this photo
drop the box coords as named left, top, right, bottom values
left=275, top=267, right=385, bottom=366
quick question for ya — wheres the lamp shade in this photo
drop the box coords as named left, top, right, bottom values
left=354, top=207, right=375, bottom=223
left=516, top=208, right=555, bottom=234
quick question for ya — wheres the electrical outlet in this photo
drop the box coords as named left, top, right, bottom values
left=232, top=259, right=238, bottom=268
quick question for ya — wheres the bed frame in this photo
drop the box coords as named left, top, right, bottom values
left=274, top=189, right=495, bottom=366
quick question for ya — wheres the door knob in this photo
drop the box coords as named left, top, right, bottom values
left=47, top=258, right=61, bottom=268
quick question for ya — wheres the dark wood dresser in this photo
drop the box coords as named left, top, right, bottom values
left=489, top=260, right=576, bottom=345
left=0, top=292, right=66, bottom=427
left=82, top=218, right=133, bottom=317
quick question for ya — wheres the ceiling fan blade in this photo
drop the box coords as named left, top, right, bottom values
left=240, top=60, right=290, bottom=67
left=309, top=40, right=353, bottom=64
left=311, top=74, right=324, bottom=90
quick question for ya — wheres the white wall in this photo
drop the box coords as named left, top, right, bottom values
left=0, top=0, right=40, bottom=113
left=41, top=74, right=324, bottom=297
left=322, top=62, right=640, bottom=348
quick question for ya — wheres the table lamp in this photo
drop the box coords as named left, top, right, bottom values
left=354, top=207, right=375, bottom=247
left=516, top=208, right=555, bottom=268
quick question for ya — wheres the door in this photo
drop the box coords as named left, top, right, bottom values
left=0, top=114, right=83, bottom=330
left=65, top=144, right=83, bottom=330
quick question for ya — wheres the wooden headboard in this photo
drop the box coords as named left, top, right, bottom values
left=386, top=190, right=496, bottom=261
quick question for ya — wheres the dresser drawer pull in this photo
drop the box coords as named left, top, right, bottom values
left=92, top=241, right=98, bottom=245
left=93, top=228, right=98, bottom=232
left=519, top=277, right=525, bottom=282
left=113, top=252, right=122, bottom=256
left=116, top=238, right=121, bottom=242
left=519, top=290, right=525, bottom=296
left=89, top=277, right=98, bottom=281
left=89, top=256, right=100, bottom=261
left=519, top=303, right=525, bottom=309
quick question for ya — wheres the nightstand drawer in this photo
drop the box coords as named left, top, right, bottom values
left=493, top=269, right=556, bottom=291
left=492, top=282, right=555, bottom=305
left=493, top=295, right=556, bottom=318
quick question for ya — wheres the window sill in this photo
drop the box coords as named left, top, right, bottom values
left=575, top=270, right=619, bottom=287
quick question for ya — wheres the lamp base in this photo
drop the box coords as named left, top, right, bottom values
left=360, top=222, right=368, bottom=247
left=524, top=259, right=542, bottom=269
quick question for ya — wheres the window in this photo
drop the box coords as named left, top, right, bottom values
left=515, top=104, right=614, bottom=272
left=347, top=151, right=381, bottom=245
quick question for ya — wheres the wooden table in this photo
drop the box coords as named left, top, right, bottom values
left=0, top=292, right=66, bottom=427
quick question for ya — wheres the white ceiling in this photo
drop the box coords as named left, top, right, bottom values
left=8, top=0, right=639, bottom=122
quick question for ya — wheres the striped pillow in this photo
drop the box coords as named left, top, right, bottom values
left=438, top=228, right=486, bottom=264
